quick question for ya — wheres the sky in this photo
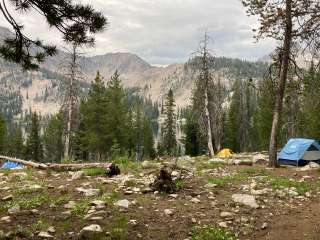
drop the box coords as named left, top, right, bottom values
left=0, top=0, right=276, bottom=66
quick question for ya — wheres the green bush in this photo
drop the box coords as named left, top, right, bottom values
left=83, top=167, right=106, bottom=176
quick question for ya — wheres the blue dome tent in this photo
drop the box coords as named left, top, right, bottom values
left=1, top=160, right=25, bottom=169
left=278, top=138, right=320, bottom=166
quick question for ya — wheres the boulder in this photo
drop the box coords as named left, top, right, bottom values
left=164, top=209, right=174, bottom=216
left=232, top=194, right=259, bottom=208
left=299, top=162, right=320, bottom=171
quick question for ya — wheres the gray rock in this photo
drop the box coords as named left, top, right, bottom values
left=71, top=171, right=84, bottom=180
left=114, top=199, right=130, bottom=208
left=164, top=209, right=174, bottom=216
left=79, top=224, right=103, bottom=240
left=38, top=231, right=54, bottom=238
left=1, top=195, right=13, bottom=201
left=0, top=216, right=11, bottom=222
left=232, top=194, right=259, bottom=208
left=220, top=212, right=234, bottom=218
left=8, top=205, right=20, bottom=214
left=190, top=198, right=201, bottom=203
left=261, top=222, right=268, bottom=229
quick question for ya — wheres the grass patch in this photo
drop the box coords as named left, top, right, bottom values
left=191, top=225, right=235, bottom=240
left=107, top=216, right=129, bottom=240
left=268, top=176, right=311, bottom=195
left=51, top=196, right=71, bottom=207
left=32, top=219, right=50, bottom=232
left=0, top=194, right=50, bottom=213
left=101, top=192, right=121, bottom=205
left=240, top=167, right=270, bottom=176
left=83, top=167, right=106, bottom=176
left=113, top=156, right=141, bottom=174
left=208, top=174, right=248, bottom=187
left=175, top=179, right=186, bottom=190
left=71, top=199, right=91, bottom=216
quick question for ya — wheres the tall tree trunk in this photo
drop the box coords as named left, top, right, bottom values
left=205, top=89, right=214, bottom=156
left=64, top=44, right=77, bottom=159
left=269, top=0, right=293, bottom=167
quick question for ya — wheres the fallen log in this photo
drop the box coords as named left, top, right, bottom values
left=0, top=155, right=48, bottom=169
left=47, top=162, right=111, bottom=171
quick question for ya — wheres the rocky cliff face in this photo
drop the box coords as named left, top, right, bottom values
left=0, top=26, right=268, bottom=116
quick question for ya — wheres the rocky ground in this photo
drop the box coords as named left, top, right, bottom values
left=1, top=154, right=320, bottom=240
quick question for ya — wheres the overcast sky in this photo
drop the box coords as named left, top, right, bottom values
left=0, top=0, right=276, bottom=65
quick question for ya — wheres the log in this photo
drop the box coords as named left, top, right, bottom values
left=0, top=155, right=48, bottom=169
left=47, top=162, right=111, bottom=171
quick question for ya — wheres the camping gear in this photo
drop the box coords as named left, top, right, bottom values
left=1, top=160, right=25, bottom=169
left=278, top=138, right=320, bottom=166
left=217, top=148, right=233, bottom=158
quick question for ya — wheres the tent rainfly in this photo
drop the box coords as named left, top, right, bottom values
left=1, top=160, right=25, bottom=169
left=217, top=148, right=234, bottom=158
left=278, top=138, right=320, bottom=166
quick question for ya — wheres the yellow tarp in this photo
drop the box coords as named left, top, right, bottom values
left=217, top=148, right=233, bottom=158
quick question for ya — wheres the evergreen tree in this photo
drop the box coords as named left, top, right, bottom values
left=80, top=71, right=107, bottom=160
left=162, top=89, right=176, bottom=155
left=25, top=112, right=43, bottom=162
left=183, top=107, right=201, bottom=156
left=143, top=116, right=156, bottom=159
left=301, top=64, right=320, bottom=139
left=0, top=113, right=6, bottom=154
left=105, top=70, right=129, bottom=154
left=6, top=126, right=24, bottom=158
left=43, top=114, right=64, bottom=162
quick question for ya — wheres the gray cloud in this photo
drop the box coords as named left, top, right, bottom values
left=0, top=0, right=276, bottom=65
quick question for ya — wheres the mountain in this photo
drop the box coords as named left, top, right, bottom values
left=0, top=26, right=268, bottom=117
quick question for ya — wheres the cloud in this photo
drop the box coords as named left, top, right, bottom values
left=0, top=0, right=276, bottom=65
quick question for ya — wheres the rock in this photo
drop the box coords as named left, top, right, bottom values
left=76, top=187, right=101, bottom=197
left=169, top=194, right=178, bottom=198
left=261, top=222, right=268, bottom=230
left=220, top=212, right=234, bottom=219
left=0, top=216, right=11, bottom=223
left=29, top=184, right=43, bottom=190
left=190, top=198, right=201, bottom=204
left=8, top=205, right=20, bottom=214
left=171, top=171, right=181, bottom=180
left=64, top=201, right=76, bottom=209
left=251, top=188, right=269, bottom=196
left=114, top=199, right=130, bottom=208
left=79, top=224, right=103, bottom=239
left=58, top=185, right=68, bottom=194
left=141, top=187, right=153, bottom=194
left=1, top=195, right=13, bottom=201
left=204, top=183, right=217, bottom=188
left=299, top=162, right=320, bottom=171
left=90, top=216, right=103, bottom=221
left=218, top=222, right=228, bottom=228
left=47, top=227, right=56, bottom=233
left=232, top=194, right=259, bottom=209
left=91, top=200, right=106, bottom=210
left=191, top=218, right=197, bottom=223
left=71, top=171, right=84, bottom=180
left=164, top=209, right=174, bottom=216
left=38, top=232, right=54, bottom=238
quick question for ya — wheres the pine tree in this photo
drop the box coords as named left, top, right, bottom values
left=80, top=71, right=107, bottom=160
left=43, top=114, right=64, bottom=162
left=0, top=1, right=107, bottom=70
left=25, top=112, right=43, bottom=162
left=0, top=113, right=6, bottom=154
left=183, top=107, right=201, bottom=156
left=143, top=116, right=156, bottom=159
left=6, top=126, right=24, bottom=158
left=105, top=70, right=128, bottom=155
left=162, top=89, right=176, bottom=155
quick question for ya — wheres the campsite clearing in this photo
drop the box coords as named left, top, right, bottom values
left=0, top=156, right=320, bottom=240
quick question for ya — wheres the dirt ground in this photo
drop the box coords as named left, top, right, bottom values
left=0, top=156, right=320, bottom=240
